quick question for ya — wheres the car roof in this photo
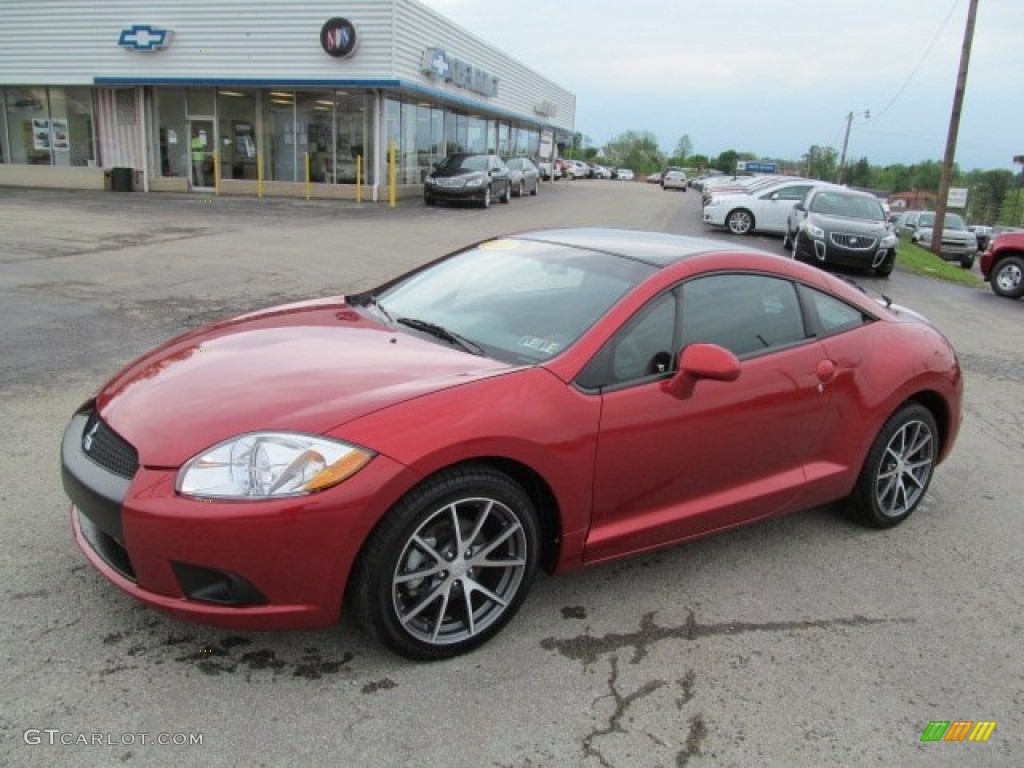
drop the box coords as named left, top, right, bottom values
left=508, top=228, right=766, bottom=267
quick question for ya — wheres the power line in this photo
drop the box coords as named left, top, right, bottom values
left=871, top=0, right=963, bottom=122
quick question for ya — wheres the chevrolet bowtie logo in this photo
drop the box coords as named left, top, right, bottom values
left=118, top=25, right=172, bottom=52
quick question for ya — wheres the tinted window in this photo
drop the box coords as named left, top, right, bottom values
left=577, top=292, right=676, bottom=389
left=804, top=287, right=870, bottom=335
left=681, top=274, right=807, bottom=357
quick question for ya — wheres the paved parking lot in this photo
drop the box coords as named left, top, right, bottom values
left=1, top=182, right=1021, bottom=767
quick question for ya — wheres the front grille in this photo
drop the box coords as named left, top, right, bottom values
left=830, top=232, right=878, bottom=250
left=82, top=411, right=139, bottom=479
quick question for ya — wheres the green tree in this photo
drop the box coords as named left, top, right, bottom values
left=997, top=185, right=1024, bottom=227
left=847, top=157, right=875, bottom=188
left=714, top=149, right=740, bottom=174
left=802, top=145, right=837, bottom=180
left=674, top=134, right=693, bottom=164
left=690, top=154, right=711, bottom=170
left=602, top=130, right=665, bottom=175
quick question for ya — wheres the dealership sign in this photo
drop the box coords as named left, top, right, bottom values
left=947, top=187, right=968, bottom=208
left=321, top=17, right=358, bottom=58
left=421, top=47, right=498, bottom=98
left=117, top=25, right=172, bottom=51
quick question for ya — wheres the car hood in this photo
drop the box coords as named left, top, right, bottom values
left=429, top=166, right=484, bottom=179
left=96, top=298, right=513, bottom=467
left=809, top=213, right=889, bottom=236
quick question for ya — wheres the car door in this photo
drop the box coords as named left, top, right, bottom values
left=583, top=272, right=835, bottom=563
left=757, top=184, right=816, bottom=233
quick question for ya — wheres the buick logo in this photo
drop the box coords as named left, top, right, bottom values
left=321, top=17, right=358, bottom=59
left=83, top=421, right=100, bottom=452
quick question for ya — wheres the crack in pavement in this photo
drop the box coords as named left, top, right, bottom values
left=541, top=610, right=914, bottom=666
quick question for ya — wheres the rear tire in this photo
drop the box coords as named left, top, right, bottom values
left=849, top=403, right=938, bottom=528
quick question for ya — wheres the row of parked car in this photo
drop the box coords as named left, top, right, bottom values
left=556, top=159, right=635, bottom=181
left=697, top=174, right=970, bottom=279
left=694, top=172, right=1024, bottom=299
left=423, top=153, right=543, bottom=208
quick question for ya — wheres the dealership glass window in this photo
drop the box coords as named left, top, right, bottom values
left=414, top=104, right=444, bottom=183
left=46, top=87, right=95, bottom=167
left=4, top=87, right=51, bottom=165
left=400, top=101, right=417, bottom=184
left=265, top=90, right=296, bottom=181
left=0, top=90, right=8, bottom=164
left=497, top=123, right=510, bottom=157
left=336, top=92, right=370, bottom=184
left=154, top=88, right=187, bottom=177
left=186, top=88, right=216, bottom=117
left=466, top=115, right=486, bottom=153
left=296, top=90, right=333, bottom=183
left=217, top=89, right=257, bottom=180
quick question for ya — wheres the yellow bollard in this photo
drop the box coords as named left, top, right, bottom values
left=304, top=152, right=311, bottom=201
left=356, top=155, right=362, bottom=204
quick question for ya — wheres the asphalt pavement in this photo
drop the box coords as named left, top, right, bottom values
left=1, top=181, right=1020, bottom=768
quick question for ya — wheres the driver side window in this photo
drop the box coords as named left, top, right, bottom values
left=576, top=291, right=677, bottom=390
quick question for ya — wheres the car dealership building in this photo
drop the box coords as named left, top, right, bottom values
left=0, top=0, right=574, bottom=200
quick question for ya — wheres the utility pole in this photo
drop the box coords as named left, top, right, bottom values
left=932, top=0, right=980, bottom=258
left=837, top=110, right=869, bottom=184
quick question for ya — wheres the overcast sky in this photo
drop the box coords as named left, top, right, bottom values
left=420, top=0, right=1020, bottom=172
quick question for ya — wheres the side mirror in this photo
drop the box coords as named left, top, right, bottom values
left=793, top=202, right=805, bottom=212
left=661, top=343, right=741, bottom=399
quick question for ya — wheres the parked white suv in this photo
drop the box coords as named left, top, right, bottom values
left=662, top=170, right=688, bottom=191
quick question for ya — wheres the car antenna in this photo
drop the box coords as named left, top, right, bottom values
left=880, top=293, right=893, bottom=308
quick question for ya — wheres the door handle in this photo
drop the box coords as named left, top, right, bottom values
left=816, top=359, right=837, bottom=384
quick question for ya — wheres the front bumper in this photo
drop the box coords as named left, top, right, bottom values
left=425, top=181, right=488, bottom=202
left=62, top=408, right=411, bottom=630
left=797, top=233, right=893, bottom=269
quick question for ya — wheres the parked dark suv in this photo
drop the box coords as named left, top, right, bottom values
left=424, top=153, right=511, bottom=208
left=786, top=187, right=897, bottom=277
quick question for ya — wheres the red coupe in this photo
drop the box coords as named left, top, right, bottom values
left=62, top=229, right=962, bottom=660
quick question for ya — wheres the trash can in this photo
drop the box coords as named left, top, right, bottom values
left=110, top=167, right=133, bottom=192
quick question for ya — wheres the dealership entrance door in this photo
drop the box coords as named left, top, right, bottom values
left=188, top=119, right=216, bottom=190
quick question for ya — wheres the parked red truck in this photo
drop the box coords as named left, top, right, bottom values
left=980, top=230, right=1024, bottom=299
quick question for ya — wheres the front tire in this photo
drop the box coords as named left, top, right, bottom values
left=726, top=209, right=754, bottom=235
left=849, top=403, right=938, bottom=528
left=480, top=187, right=491, bottom=209
left=500, top=182, right=511, bottom=204
left=351, top=465, right=540, bottom=660
left=991, top=255, right=1024, bottom=298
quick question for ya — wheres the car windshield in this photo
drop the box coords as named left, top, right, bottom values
left=810, top=192, right=885, bottom=220
left=439, top=154, right=487, bottom=172
left=373, top=239, right=655, bottom=364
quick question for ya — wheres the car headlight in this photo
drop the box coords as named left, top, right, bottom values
left=806, top=223, right=825, bottom=239
left=464, top=174, right=484, bottom=188
left=177, top=432, right=373, bottom=499
left=881, top=233, right=897, bottom=248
